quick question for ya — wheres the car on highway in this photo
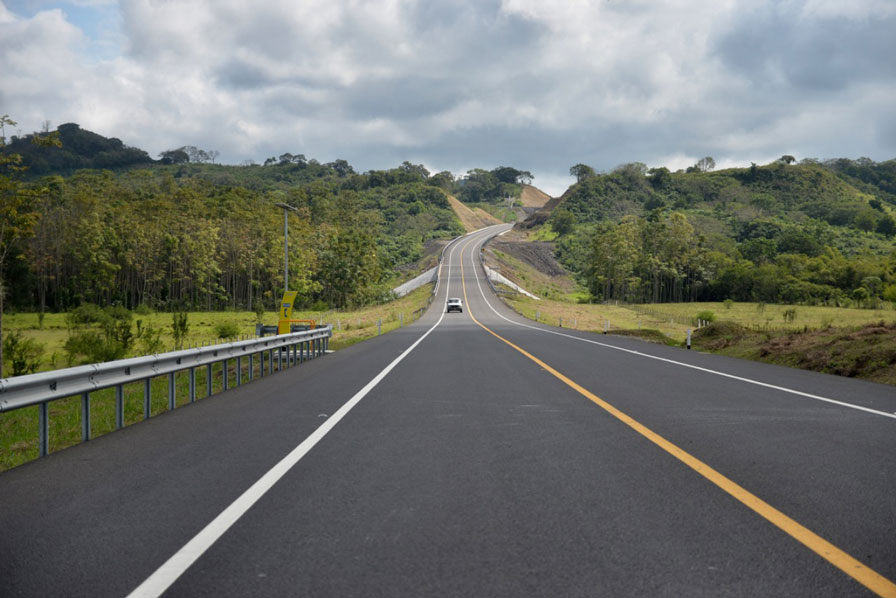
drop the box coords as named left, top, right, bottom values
left=446, top=298, right=463, bottom=313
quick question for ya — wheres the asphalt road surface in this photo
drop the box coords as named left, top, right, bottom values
left=2, top=225, right=895, bottom=597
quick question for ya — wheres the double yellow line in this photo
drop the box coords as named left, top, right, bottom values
left=458, top=238, right=896, bottom=598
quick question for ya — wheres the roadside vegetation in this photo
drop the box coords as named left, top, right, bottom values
left=485, top=241, right=896, bottom=386
left=0, top=285, right=433, bottom=472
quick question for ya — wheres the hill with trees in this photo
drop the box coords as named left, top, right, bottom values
left=541, top=157, right=896, bottom=307
left=2, top=123, right=154, bottom=173
left=1, top=124, right=471, bottom=315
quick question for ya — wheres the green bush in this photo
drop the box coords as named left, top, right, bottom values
left=64, top=330, right=127, bottom=364
left=3, top=331, right=45, bottom=376
left=136, top=320, right=164, bottom=355
left=66, top=303, right=106, bottom=328
left=214, top=322, right=240, bottom=339
left=171, top=312, right=189, bottom=350
left=696, top=310, right=716, bottom=323
left=253, top=300, right=266, bottom=323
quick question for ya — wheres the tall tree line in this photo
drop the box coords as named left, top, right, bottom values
left=4, top=167, right=462, bottom=313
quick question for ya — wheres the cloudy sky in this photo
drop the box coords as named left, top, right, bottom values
left=1, top=0, right=894, bottom=195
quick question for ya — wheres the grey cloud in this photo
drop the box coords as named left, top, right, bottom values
left=713, top=6, right=896, bottom=93
left=341, top=76, right=467, bottom=120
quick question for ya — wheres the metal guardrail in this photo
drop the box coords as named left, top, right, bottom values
left=0, top=326, right=332, bottom=458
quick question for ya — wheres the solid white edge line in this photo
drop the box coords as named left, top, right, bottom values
left=466, top=232, right=896, bottom=421
left=125, top=232, right=475, bottom=598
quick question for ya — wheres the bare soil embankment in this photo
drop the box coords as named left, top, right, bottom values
left=447, top=195, right=503, bottom=232
left=519, top=184, right=552, bottom=209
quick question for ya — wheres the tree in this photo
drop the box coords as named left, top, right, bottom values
left=876, top=215, right=896, bottom=237
left=648, top=167, right=672, bottom=190
left=399, top=161, right=430, bottom=179
left=158, top=148, right=189, bottom=164
left=570, top=163, right=596, bottom=183
left=549, top=208, right=576, bottom=236
left=779, top=155, right=796, bottom=164
left=696, top=156, right=716, bottom=173
left=327, top=159, right=354, bottom=177
left=0, top=116, right=60, bottom=376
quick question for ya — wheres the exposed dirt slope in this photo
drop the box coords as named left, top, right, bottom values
left=519, top=184, right=552, bottom=208
left=483, top=238, right=575, bottom=300
left=693, top=321, right=896, bottom=385
left=447, top=195, right=503, bottom=232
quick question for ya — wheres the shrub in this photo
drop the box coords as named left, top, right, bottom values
left=3, top=331, right=45, bottom=376
left=214, top=322, right=240, bottom=339
left=64, top=330, right=125, bottom=364
left=134, top=303, right=153, bottom=315
left=171, top=312, right=189, bottom=350
left=782, top=308, right=797, bottom=323
left=137, top=321, right=164, bottom=355
left=66, top=303, right=106, bottom=328
left=696, top=310, right=716, bottom=323
left=253, top=300, right=266, bottom=323
left=723, top=299, right=734, bottom=310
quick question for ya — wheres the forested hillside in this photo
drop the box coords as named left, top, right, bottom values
left=1, top=126, right=467, bottom=312
left=546, top=158, right=896, bottom=306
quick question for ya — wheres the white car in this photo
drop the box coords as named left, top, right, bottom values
left=446, top=298, right=463, bottom=313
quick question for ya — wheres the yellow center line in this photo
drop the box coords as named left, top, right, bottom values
left=458, top=238, right=896, bottom=598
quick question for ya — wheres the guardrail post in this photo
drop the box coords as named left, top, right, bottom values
left=377, top=319, right=382, bottom=335
left=206, top=364, right=213, bottom=397
left=82, top=392, right=91, bottom=441
left=116, top=384, right=124, bottom=430
left=39, top=402, right=49, bottom=457
left=143, top=379, right=151, bottom=420
left=189, top=367, right=196, bottom=402
left=249, top=353, right=254, bottom=380
left=237, top=356, right=243, bottom=385
left=223, top=359, right=229, bottom=390
left=277, top=347, right=282, bottom=371
left=168, top=372, right=176, bottom=410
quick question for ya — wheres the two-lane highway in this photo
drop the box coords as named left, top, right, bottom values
left=1, top=225, right=894, bottom=597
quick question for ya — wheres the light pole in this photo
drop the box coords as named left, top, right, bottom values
left=274, top=202, right=298, bottom=291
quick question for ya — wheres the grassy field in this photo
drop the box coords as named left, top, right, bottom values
left=489, top=240, right=896, bottom=386
left=0, top=285, right=434, bottom=472
left=505, top=295, right=896, bottom=343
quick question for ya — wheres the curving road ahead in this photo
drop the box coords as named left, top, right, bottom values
left=1, top=225, right=895, bottom=597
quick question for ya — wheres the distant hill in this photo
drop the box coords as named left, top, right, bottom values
left=2, top=123, right=154, bottom=174
left=530, top=158, right=896, bottom=306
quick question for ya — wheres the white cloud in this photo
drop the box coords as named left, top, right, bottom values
left=0, top=0, right=893, bottom=192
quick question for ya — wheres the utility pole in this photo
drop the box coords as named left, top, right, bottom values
left=274, top=203, right=298, bottom=291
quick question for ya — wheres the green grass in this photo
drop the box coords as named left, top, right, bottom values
left=0, top=285, right=434, bottom=472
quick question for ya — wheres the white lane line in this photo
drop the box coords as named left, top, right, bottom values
left=126, top=238, right=466, bottom=598
left=466, top=234, right=896, bottom=421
